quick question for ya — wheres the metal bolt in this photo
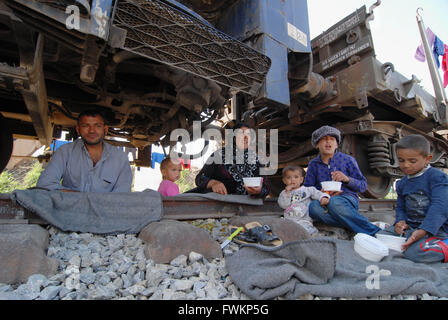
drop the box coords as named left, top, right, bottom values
left=12, top=79, right=24, bottom=90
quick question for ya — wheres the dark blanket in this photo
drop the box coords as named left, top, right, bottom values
left=10, top=189, right=163, bottom=235
left=226, top=237, right=448, bottom=300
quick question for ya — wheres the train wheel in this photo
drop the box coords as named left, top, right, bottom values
left=341, top=134, right=394, bottom=199
left=0, top=115, right=13, bottom=174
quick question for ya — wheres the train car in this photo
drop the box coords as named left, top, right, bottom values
left=0, top=0, right=447, bottom=198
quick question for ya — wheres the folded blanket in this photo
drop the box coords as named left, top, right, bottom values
left=10, top=189, right=163, bottom=235
left=226, top=238, right=448, bottom=300
left=226, top=238, right=337, bottom=300
left=169, top=193, right=263, bottom=206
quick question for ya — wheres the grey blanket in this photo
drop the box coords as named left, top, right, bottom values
left=10, top=189, right=163, bottom=235
left=170, top=193, right=263, bottom=205
left=226, top=237, right=448, bottom=300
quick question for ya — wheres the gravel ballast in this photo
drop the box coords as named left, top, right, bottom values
left=0, top=218, right=447, bottom=300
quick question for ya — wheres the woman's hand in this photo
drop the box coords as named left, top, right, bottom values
left=244, top=178, right=263, bottom=195
left=245, top=186, right=262, bottom=195
left=207, top=179, right=228, bottom=195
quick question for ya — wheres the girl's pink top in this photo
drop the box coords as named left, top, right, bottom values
left=158, top=179, right=180, bottom=196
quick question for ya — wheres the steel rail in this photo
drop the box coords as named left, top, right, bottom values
left=0, top=195, right=396, bottom=225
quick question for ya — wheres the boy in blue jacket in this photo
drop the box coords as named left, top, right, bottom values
left=377, top=134, right=448, bottom=263
left=304, top=126, right=381, bottom=236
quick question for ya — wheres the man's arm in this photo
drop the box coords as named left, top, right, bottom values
left=111, top=153, right=133, bottom=192
left=36, top=148, right=67, bottom=191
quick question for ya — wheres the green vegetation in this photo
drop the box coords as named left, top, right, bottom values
left=177, top=168, right=199, bottom=193
left=0, top=161, right=43, bottom=193
left=385, top=191, right=397, bottom=200
left=0, top=170, right=19, bottom=193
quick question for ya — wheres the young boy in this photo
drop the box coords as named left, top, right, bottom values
left=278, top=165, right=330, bottom=236
left=304, top=125, right=381, bottom=236
left=158, top=157, right=182, bottom=196
left=377, top=134, right=448, bottom=263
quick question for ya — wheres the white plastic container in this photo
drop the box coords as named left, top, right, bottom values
left=243, top=177, right=262, bottom=187
left=354, top=233, right=389, bottom=262
left=321, top=181, right=342, bottom=191
left=375, top=234, right=406, bottom=252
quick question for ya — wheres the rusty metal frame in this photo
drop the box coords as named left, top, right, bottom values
left=18, top=33, right=53, bottom=147
left=277, top=119, right=448, bottom=170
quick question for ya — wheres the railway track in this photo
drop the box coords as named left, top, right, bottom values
left=0, top=194, right=397, bottom=225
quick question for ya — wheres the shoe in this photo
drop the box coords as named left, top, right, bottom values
left=231, top=222, right=283, bottom=246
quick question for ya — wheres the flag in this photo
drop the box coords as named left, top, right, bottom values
left=443, top=44, right=448, bottom=88
left=151, top=152, right=165, bottom=169
left=415, top=27, right=445, bottom=68
left=434, top=36, right=445, bottom=68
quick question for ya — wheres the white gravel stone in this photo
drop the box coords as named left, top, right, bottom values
left=170, top=255, right=188, bottom=267
left=26, top=274, right=49, bottom=292
left=88, top=286, right=116, bottom=300
left=15, top=283, right=40, bottom=300
left=125, top=284, right=146, bottom=296
left=173, top=279, right=194, bottom=291
left=68, top=255, right=81, bottom=268
left=80, top=270, right=96, bottom=285
left=0, top=284, right=13, bottom=293
left=188, top=251, right=203, bottom=263
left=38, top=286, right=62, bottom=300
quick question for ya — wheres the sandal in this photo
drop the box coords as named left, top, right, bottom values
left=231, top=222, right=283, bottom=246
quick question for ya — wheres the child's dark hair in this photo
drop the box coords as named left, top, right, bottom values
left=282, top=165, right=306, bottom=178
left=396, top=134, right=431, bottom=156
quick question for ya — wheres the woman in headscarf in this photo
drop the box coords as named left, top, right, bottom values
left=190, top=122, right=270, bottom=198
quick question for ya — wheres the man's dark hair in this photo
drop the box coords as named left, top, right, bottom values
left=396, top=134, right=431, bottom=156
left=77, top=109, right=106, bottom=125
left=224, top=120, right=252, bottom=130
left=233, top=122, right=252, bottom=130
left=282, top=165, right=306, bottom=178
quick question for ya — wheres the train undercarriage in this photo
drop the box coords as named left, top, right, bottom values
left=0, top=0, right=448, bottom=199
